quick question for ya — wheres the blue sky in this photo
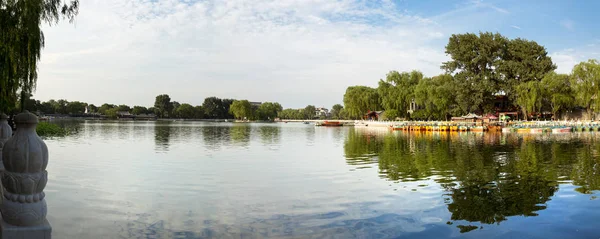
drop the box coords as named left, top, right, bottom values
left=36, top=0, right=600, bottom=109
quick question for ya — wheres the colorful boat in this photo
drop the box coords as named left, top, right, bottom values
left=530, top=128, right=543, bottom=134
left=316, top=121, right=344, bottom=127
left=552, top=127, right=572, bottom=133
left=390, top=125, right=404, bottom=131
left=471, top=126, right=488, bottom=132
left=516, top=128, right=530, bottom=133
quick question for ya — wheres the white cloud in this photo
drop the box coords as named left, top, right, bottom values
left=551, top=44, right=600, bottom=74
left=510, top=25, right=521, bottom=30
left=560, top=19, right=574, bottom=31
left=36, top=0, right=450, bottom=108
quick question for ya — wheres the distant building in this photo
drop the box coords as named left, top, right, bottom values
left=315, top=107, right=329, bottom=118
left=407, top=99, right=421, bottom=114
left=250, top=102, right=262, bottom=107
left=135, top=114, right=157, bottom=121
left=364, top=111, right=384, bottom=121
left=117, top=111, right=134, bottom=119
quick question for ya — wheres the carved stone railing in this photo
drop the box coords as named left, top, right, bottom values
left=0, top=111, right=51, bottom=238
left=0, top=114, right=12, bottom=171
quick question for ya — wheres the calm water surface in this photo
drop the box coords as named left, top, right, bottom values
left=44, top=121, right=600, bottom=238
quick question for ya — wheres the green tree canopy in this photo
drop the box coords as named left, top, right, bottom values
left=132, top=106, right=149, bottom=115
left=377, top=70, right=423, bottom=118
left=343, top=86, right=380, bottom=119
left=175, top=103, right=195, bottom=119
left=229, top=100, right=253, bottom=120
left=154, top=94, right=173, bottom=118
left=303, top=105, right=316, bottom=119
left=571, top=59, right=600, bottom=119
left=116, top=104, right=131, bottom=112
left=203, top=97, right=226, bottom=119
left=98, top=103, right=115, bottom=115
left=515, top=81, right=543, bottom=119
left=66, top=101, right=87, bottom=114
left=541, top=72, right=574, bottom=119
left=0, top=0, right=79, bottom=113
left=414, top=74, right=456, bottom=120
left=330, top=104, right=344, bottom=119
left=257, top=102, right=283, bottom=120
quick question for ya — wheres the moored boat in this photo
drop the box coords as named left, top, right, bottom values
left=530, top=128, right=543, bottom=134
left=552, top=127, right=572, bottom=133
left=316, top=121, right=344, bottom=127
left=516, top=128, right=530, bottom=133
left=471, top=126, right=488, bottom=132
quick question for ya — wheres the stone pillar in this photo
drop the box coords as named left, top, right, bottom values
left=0, top=111, right=51, bottom=238
left=0, top=114, right=12, bottom=170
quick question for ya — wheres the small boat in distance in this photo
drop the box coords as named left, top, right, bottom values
left=303, top=121, right=310, bottom=124
left=315, top=121, right=344, bottom=127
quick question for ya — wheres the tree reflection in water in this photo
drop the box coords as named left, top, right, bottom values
left=344, top=129, right=600, bottom=232
left=154, top=123, right=172, bottom=152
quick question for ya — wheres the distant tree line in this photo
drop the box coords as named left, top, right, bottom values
left=16, top=94, right=286, bottom=120
left=342, top=32, right=600, bottom=120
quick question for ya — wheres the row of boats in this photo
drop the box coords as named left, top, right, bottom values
left=389, top=124, right=492, bottom=132
left=312, top=120, right=600, bottom=134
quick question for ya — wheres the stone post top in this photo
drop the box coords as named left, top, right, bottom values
left=14, top=111, right=38, bottom=124
left=0, top=114, right=7, bottom=120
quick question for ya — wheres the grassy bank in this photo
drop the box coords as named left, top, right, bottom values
left=36, top=122, right=69, bottom=137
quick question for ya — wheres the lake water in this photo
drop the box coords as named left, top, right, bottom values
left=43, top=121, right=600, bottom=238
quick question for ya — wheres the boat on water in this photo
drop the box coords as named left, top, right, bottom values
left=516, top=128, right=531, bottom=133
left=530, top=128, right=544, bottom=134
left=471, top=126, right=488, bottom=132
left=315, top=121, right=344, bottom=127
left=303, top=121, right=310, bottom=124
left=552, top=127, right=572, bottom=133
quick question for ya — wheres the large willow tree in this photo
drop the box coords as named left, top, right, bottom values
left=0, top=0, right=79, bottom=113
left=571, top=59, right=600, bottom=119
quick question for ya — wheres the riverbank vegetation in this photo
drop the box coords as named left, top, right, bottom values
left=342, top=32, right=600, bottom=121
left=36, top=122, right=69, bottom=137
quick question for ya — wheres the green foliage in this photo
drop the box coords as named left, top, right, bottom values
left=343, top=86, right=380, bottom=119
left=88, top=104, right=97, bottom=113
left=571, top=59, right=600, bottom=118
left=278, top=108, right=304, bottom=120
left=0, top=0, right=79, bottom=113
left=66, top=101, right=87, bottom=114
left=203, top=97, right=230, bottom=119
left=442, top=32, right=507, bottom=113
left=498, top=38, right=556, bottom=97
left=154, top=94, right=172, bottom=118
left=105, top=108, right=119, bottom=119
left=515, top=81, right=543, bottom=118
left=382, top=109, right=399, bottom=120
left=541, top=72, right=574, bottom=119
left=98, top=103, right=115, bottom=115
left=193, top=106, right=204, bottom=119
left=303, top=105, right=316, bottom=119
left=132, top=106, right=149, bottom=115
left=442, top=32, right=555, bottom=114
left=175, top=103, right=195, bottom=119
left=36, top=122, right=69, bottom=137
left=257, top=102, right=283, bottom=120
left=377, top=70, right=423, bottom=118
left=330, top=104, right=344, bottom=119
left=229, top=100, right=253, bottom=120
left=116, top=104, right=131, bottom=112
left=414, top=74, right=455, bottom=120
